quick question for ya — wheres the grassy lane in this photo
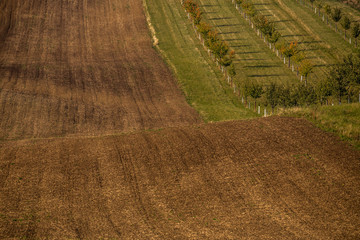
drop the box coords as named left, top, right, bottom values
left=198, top=0, right=300, bottom=86
left=146, top=0, right=258, bottom=121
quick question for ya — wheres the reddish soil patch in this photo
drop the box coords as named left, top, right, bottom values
left=0, top=117, right=359, bottom=239
left=0, top=0, right=201, bottom=140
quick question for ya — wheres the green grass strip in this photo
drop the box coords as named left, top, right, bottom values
left=145, top=0, right=258, bottom=121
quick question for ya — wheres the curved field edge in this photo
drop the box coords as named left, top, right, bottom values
left=145, top=0, right=258, bottom=122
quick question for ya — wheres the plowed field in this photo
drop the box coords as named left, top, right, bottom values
left=1, top=117, right=360, bottom=239
left=1, top=0, right=360, bottom=239
left=0, top=0, right=200, bottom=140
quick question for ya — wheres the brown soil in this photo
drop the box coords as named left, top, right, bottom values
left=0, top=0, right=201, bottom=140
left=1, top=0, right=360, bottom=239
left=1, top=117, right=360, bottom=239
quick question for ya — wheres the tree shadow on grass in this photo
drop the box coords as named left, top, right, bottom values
left=313, top=63, right=337, bottom=68
left=208, top=17, right=234, bottom=20
left=302, top=48, right=322, bottom=52
left=256, top=9, right=275, bottom=12
left=200, top=4, right=220, bottom=7
left=248, top=74, right=285, bottom=77
left=239, top=58, right=266, bottom=61
left=231, top=44, right=251, bottom=48
left=215, top=24, right=242, bottom=27
left=245, top=65, right=280, bottom=68
left=218, top=31, right=242, bottom=35
left=298, top=40, right=324, bottom=44
left=236, top=51, right=261, bottom=54
left=253, top=3, right=271, bottom=5
left=272, top=20, right=295, bottom=23
left=223, top=38, right=245, bottom=42
left=203, top=12, right=219, bottom=14
left=282, top=34, right=309, bottom=37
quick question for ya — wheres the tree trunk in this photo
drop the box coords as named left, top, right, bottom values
left=356, top=39, right=358, bottom=48
left=288, top=57, right=291, bottom=68
left=335, top=23, right=337, bottom=32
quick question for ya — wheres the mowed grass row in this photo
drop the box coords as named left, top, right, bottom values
left=197, top=0, right=300, bottom=87
left=146, top=0, right=258, bottom=121
left=249, top=0, right=359, bottom=81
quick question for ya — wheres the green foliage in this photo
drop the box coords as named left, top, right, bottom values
left=221, top=50, right=235, bottom=67
left=248, top=82, right=264, bottom=109
left=278, top=85, right=292, bottom=107
left=205, top=30, right=218, bottom=48
left=316, top=79, right=333, bottom=104
left=282, top=41, right=299, bottom=58
left=332, top=7, right=342, bottom=23
left=281, top=41, right=299, bottom=67
left=253, top=14, right=281, bottom=43
left=198, top=22, right=211, bottom=38
left=332, top=7, right=342, bottom=31
left=249, top=82, right=264, bottom=100
left=296, top=84, right=317, bottom=106
left=352, top=23, right=360, bottom=47
left=324, top=4, right=331, bottom=15
left=299, top=60, right=313, bottom=79
left=184, top=1, right=235, bottom=68
left=265, top=83, right=280, bottom=111
left=228, top=63, right=236, bottom=77
left=268, top=29, right=281, bottom=44
left=341, top=16, right=351, bottom=31
left=211, top=39, right=229, bottom=59
left=253, top=15, right=268, bottom=31
left=328, top=63, right=350, bottom=104
left=341, top=15, right=351, bottom=38
left=293, top=52, right=305, bottom=64
left=241, top=1, right=256, bottom=17
left=316, top=1, right=323, bottom=10
left=352, top=23, right=360, bottom=39
left=243, top=82, right=251, bottom=100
